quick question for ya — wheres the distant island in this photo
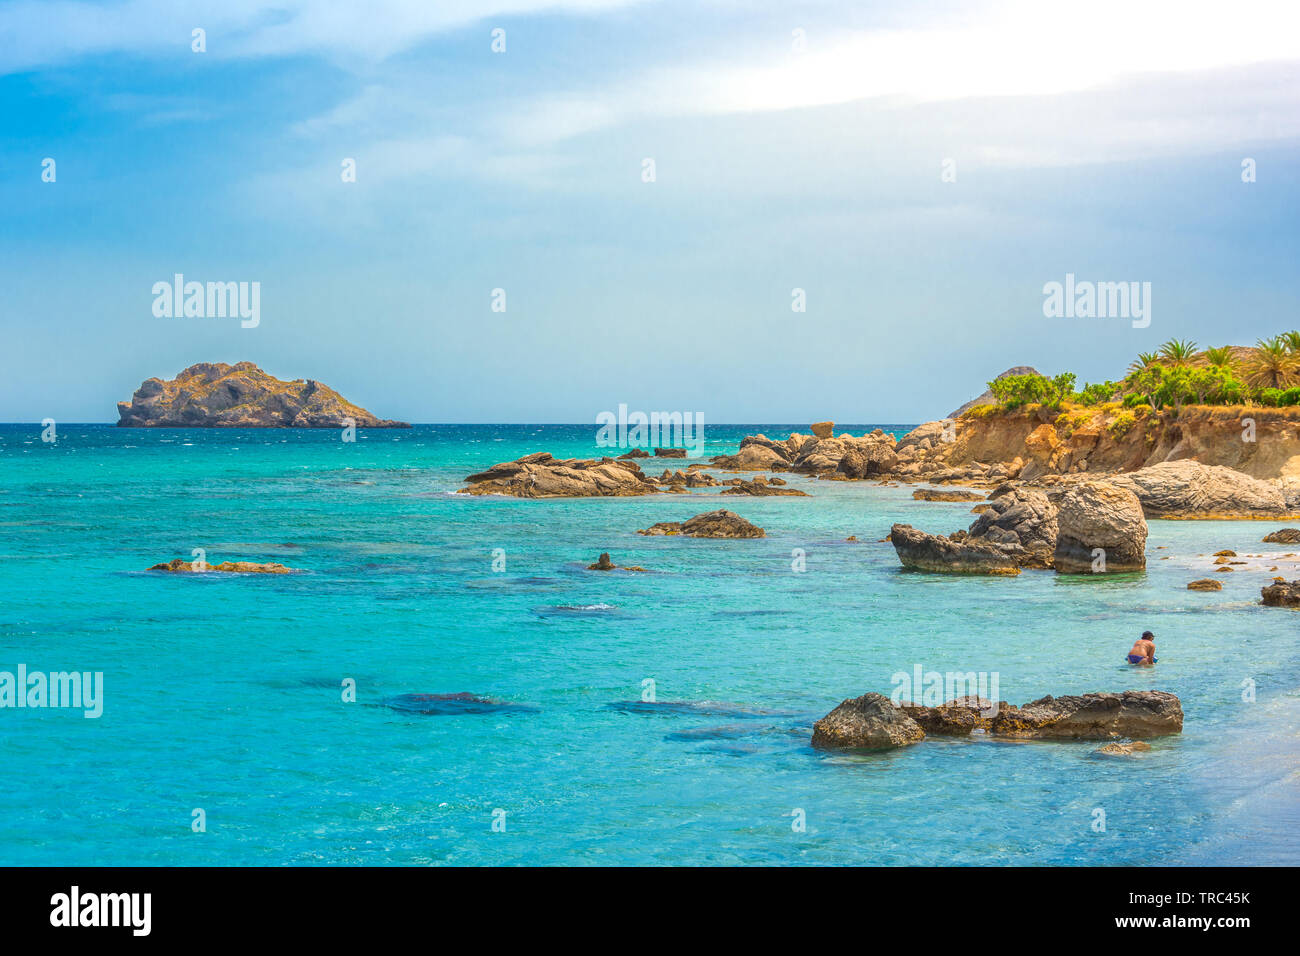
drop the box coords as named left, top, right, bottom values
left=116, top=362, right=409, bottom=428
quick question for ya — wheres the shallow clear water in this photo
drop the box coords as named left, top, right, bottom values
left=0, top=423, right=1296, bottom=865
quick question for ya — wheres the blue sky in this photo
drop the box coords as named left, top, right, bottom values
left=1, top=0, right=1298, bottom=423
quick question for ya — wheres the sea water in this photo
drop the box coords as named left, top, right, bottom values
left=0, top=424, right=1296, bottom=865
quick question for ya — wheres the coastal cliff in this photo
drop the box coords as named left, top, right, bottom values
left=116, top=362, right=409, bottom=428
left=904, top=404, right=1300, bottom=484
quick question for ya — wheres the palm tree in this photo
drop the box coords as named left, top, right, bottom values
left=1128, top=351, right=1160, bottom=374
left=1159, top=338, right=1198, bottom=366
left=1245, top=337, right=1300, bottom=390
left=1282, top=330, right=1300, bottom=354
left=1203, top=346, right=1234, bottom=369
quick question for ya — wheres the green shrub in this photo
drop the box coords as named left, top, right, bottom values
left=1078, top=381, right=1120, bottom=405
left=989, top=372, right=1076, bottom=411
left=1107, top=411, right=1137, bottom=437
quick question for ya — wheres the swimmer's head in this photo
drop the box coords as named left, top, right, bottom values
left=1141, top=631, right=1155, bottom=641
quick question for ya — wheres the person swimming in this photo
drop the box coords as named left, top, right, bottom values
left=1126, top=631, right=1157, bottom=665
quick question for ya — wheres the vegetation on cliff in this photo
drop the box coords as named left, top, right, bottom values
left=978, top=334, right=1300, bottom=418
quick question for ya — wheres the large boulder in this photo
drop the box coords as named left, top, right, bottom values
left=1052, top=481, right=1147, bottom=573
left=968, top=487, right=1058, bottom=569
left=638, top=509, right=765, bottom=538
left=1263, top=528, right=1300, bottom=544
left=811, top=693, right=926, bottom=750
left=1261, top=580, right=1300, bottom=608
left=1108, top=460, right=1289, bottom=518
left=837, top=442, right=899, bottom=478
left=889, top=523, right=1021, bottom=575
left=990, top=691, right=1183, bottom=739
left=810, top=421, right=834, bottom=439
left=460, top=453, right=660, bottom=497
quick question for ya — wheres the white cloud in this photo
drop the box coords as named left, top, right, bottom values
left=0, top=0, right=649, bottom=72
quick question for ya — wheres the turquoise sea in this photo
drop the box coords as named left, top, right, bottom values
left=0, top=423, right=1296, bottom=866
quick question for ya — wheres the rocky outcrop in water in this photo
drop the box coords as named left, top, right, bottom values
left=719, top=477, right=809, bottom=497
left=888, top=523, right=1022, bottom=574
left=812, top=689, right=1182, bottom=750
left=1263, top=528, right=1300, bottom=544
left=890, top=479, right=1146, bottom=574
left=148, top=558, right=299, bottom=574
left=460, top=453, right=660, bottom=497
left=1051, top=481, right=1148, bottom=573
left=988, top=691, right=1183, bottom=739
left=1187, top=579, right=1223, bottom=591
left=117, top=362, right=408, bottom=428
left=1261, top=579, right=1300, bottom=607
left=811, top=692, right=926, bottom=750
left=967, top=488, right=1058, bottom=569
left=638, top=510, right=765, bottom=538
left=913, top=488, right=984, bottom=502
left=587, top=553, right=648, bottom=572
left=711, top=430, right=899, bottom=478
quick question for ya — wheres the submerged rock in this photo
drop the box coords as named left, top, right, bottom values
left=1052, top=481, right=1147, bottom=573
left=811, top=692, right=926, bottom=751
left=380, top=693, right=540, bottom=715
left=1187, top=579, right=1223, bottom=591
left=888, top=523, right=1021, bottom=575
left=1261, top=579, right=1300, bottom=608
left=638, top=509, right=765, bottom=538
left=460, top=452, right=660, bottom=498
left=148, top=558, right=298, bottom=574
left=117, top=361, right=408, bottom=428
left=1096, top=741, right=1152, bottom=756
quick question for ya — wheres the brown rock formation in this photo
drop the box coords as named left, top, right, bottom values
left=117, top=362, right=408, bottom=428
left=460, top=453, right=660, bottom=498
left=148, top=558, right=298, bottom=574
left=818, top=690, right=1182, bottom=748
left=888, top=523, right=1021, bottom=575
left=1052, top=481, right=1148, bottom=573
left=1264, top=528, right=1300, bottom=544
left=719, top=478, right=810, bottom=497
left=1261, top=580, right=1300, bottom=607
left=637, top=509, right=765, bottom=538
left=1107, top=461, right=1290, bottom=518
left=913, top=488, right=984, bottom=502
left=810, top=421, right=835, bottom=439
left=989, top=691, right=1183, bottom=739
left=811, top=693, right=926, bottom=751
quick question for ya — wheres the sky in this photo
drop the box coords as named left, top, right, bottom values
left=1, top=0, right=1298, bottom=423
